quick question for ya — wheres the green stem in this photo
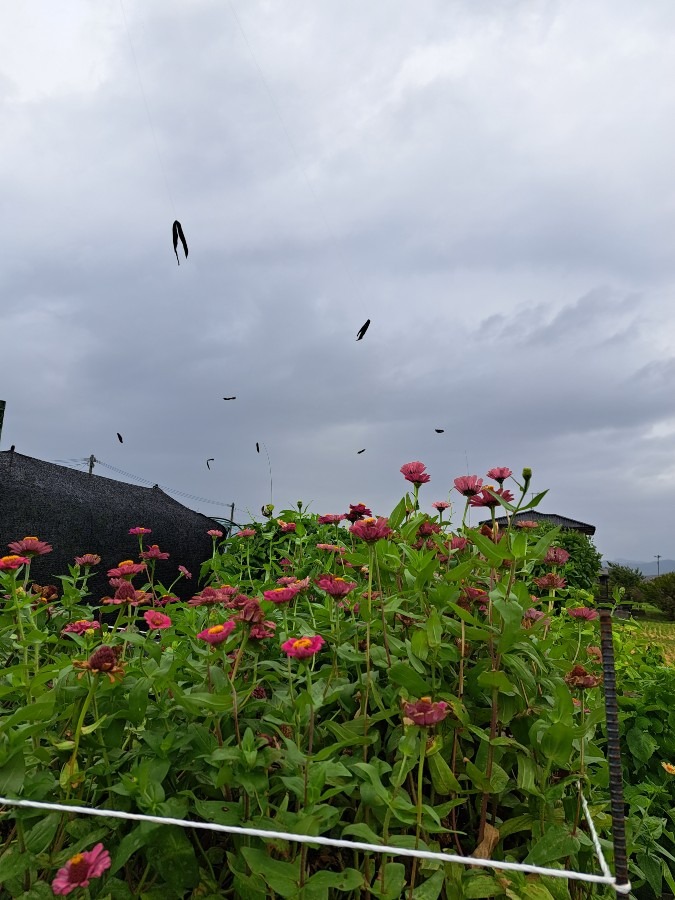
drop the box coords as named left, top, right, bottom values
left=408, top=729, right=427, bottom=899
left=65, top=674, right=97, bottom=797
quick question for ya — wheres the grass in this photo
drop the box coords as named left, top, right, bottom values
left=631, top=619, right=675, bottom=665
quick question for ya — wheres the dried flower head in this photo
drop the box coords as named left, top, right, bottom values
left=564, top=664, right=602, bottom=690
left=73, top=645, right=125, bottom=682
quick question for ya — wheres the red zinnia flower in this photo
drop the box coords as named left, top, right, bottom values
left=544, top=547, right=571, bottom=566
left=534, top=573, right=567, bottom=590
left=469, top=487, right=515, bottom=508
left=128, top=527, right=151, bottom=536
left=568, top=607, right=599, bottom=621
left=315, top=574, right=357, bottom=597
left=450, top=536, right=469, bottom=551
left=281, top=635, right=325, bottom=659
left=263, top=585, right=300, bottom=604
left=345, top=503, right=372, bottom=523
left=62, top=620, right=101, bottom=635
left=486, top=467, right=512, bottom=485
left=237, top=528, right=256, bottom=538
left=7, top=536, right=52, bottom=557
left=453, top=476, right=483, bottom=497
left=52, top=843, right=111, bottom=895
left=318, top=514, right=345, bottom=525
left=400, top=461, right=431, bottom=486
left=402, top=697, right=449, bottom=726
left=349, top=516, right=392, bottom=543
left=144, top=610, right=172, bottom=630
left=140, top=545, right=170, bottom=560
left=0, top=555, right=30, bottom=570
left=74, top=554, right=101, bottom=566
left=107, top=560, right=146, bottom=579
left=197, top=621, right=236, bottom=645
left=207, top=529, right=224, bottom=538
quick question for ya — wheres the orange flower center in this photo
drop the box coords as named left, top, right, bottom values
left=420, top=696, right=432, bottom=703
left=292, top=638, right=313, bottom=650
left=68, top=853, right=88, bottom=880
left=23, top=536, right=39, bottom=542
left=208, top=625, right=225, bottom=634
left=118, top=560, right=135, bottom=567
left=362, top=517, right=376, bottom=525
left=1, top=555, right=22, bottom=563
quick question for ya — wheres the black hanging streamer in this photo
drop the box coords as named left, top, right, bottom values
left=172, top=220, right=188, bottom=265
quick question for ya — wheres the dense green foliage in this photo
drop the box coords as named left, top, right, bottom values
left=641, top=573, right=675, bottom=620
left=529, top=525, right=603, bottom=591
left=0, top=467, right=673, bottom=898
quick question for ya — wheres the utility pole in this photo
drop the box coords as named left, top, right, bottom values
left=655, top=554, right=662, bottom=577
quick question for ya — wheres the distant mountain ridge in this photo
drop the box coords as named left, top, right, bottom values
left=605, top=558, right=675, bottom=578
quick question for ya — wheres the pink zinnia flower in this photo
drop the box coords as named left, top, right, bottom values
left=0, top=555, right=31, bottom=570
left=568, top=607, right=599, bottom=621
left=450, top=536, right=469, bottom=551
left=400, top=461, right=431, bottom=486
left=249, top=621, right=277, bottom=639
left=188, top=585, right=239, bottom=606
left=469, top=487, right=515, bottom=508
left=7, top=536, right=52, bottom=557
left=432, top=501, right=450, bottom=511
left=453, top=476, right=483, bottom=497
left=524, top=608, right=546, bottom=621
left=107, top=560, right=146, bottom=579
left=402, top=697, right=449, bottom=727
left=178, top=565, right=192, bottom=579
left=101, top=583, right=150, bottom=606
left=128, top=527, right=151, bottom=536
left=486, top=467, right=512, bottom=485
left=544, top=547, right=571, bottom=566
left=207, top=529, right=224, bottom=538
left=74, top=554, right=101, bottom=566
left=263, top=585, right=300, bottom=604
left=349, top=516, right=392, bottom=543
left=144, top=610, right=172, bottom=630
left=277, top=576, right=300, bottom=585
left=52, top=843, right=111, bottom=895
left=316, top=543, right=346, bottom=553
left=197, top=621, right=236, bottom=644
left=517, top=520, right=539, bottom=530
left=318, top=514, right=345, bottom=525
left=345, top=503, right=372, bottom=523
left=237, top=528, right=257, bottom=538
left=315, top=574, right=357, bottom=597
left=279, top=557, right=293, bottom=568
left=277, top=520, right=297, bottom=533
left=140, top=544, right=170, bottom=560
left=534, top=573, right=567, bottom=590
left=281, top=635, right=325, bottom=659
left=62, top=620, right=101, bottom=635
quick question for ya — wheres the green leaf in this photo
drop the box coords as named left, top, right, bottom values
left=241, top=847, right=300, bottom=898
left=411, top=629, right=430, bottom=661
left=389, top=662, right=431, bottom=697
left=520, top=885, right=556, bottom=900
left=304, top=869, right=363, bottom=893
left=468, top=530, right=513, bottom=564
left=412, top=868, right=445, bottom=899
left=25, top=813, right=60, bottom=854
left=426, top=609, right=443, bottom=649
left=110, top=823, right=162, bottom=875
left=0, top=848, right=33, bottom=883
left=0, top=750, right=25, bottom=794
left=477, top=670, right=516, bottom=695
left=146, top=826, right=200, bottom=892
left=371, top=862, right=406, bottom=900
left=461, top=873, right=504, bottom=898
left=427, top=751, right=462, bottom=794
left=540, top=723, right=573, bottom=767
left=523, top=825, right=580, bottom=866
left=0, top=694, right=55, bottom=728
left=626, top=727, right=658, bottom=763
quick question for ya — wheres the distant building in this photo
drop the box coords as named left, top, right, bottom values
left=480, top=511, right=596, bottom=536
left=0, top=451, right=221, bottom=600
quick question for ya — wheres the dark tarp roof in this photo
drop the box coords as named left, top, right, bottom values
left=0, top=451, right=219, bottom=601
left=481, top=511, right=596, bottom=536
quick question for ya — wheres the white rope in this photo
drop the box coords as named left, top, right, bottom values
left=579, top=791, right=631, bottom=894
left=0, top=796, right=626, bottom=890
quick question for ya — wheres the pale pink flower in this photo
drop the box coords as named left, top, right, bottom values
left=277, top=520, right=297, bottom=533
left=237, top=528, right=257, bottom=538
left=315, top=574, right=357, bottom=597
left=534, top=573, right=567, bottom=590
left=207, top=529, right=224, bottom=538
left=0, top=555, right=30, bottom=570
left=469, top=487, right=515, bottom=508
left=263, top=585, right=300, bottom=604
left=453, top=476, right=483, bottom=497
left=544, top=547, right=571, bottom=566
left=52, top=843, right=111, bottom=895
left=107, top=560, right=146, bottom=579
left=316, top=543, right=346, bottom=553
left=178, top=565, right=192, bottom=579
left=486, top=467, right=512, bottom=485
left=318, top=514, right=345, bottom=525
left=144, top=610, right=172, bottom=630
left=400, top=461, right=431, bottom=485
left=568, top=607, right=599, bottom=621
left=432, top=501, right=450, bottom=511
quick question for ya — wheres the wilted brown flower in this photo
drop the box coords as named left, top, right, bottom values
left=564, top=664, right=602, bottom=690
left=73, top=645, right=125, bottom=683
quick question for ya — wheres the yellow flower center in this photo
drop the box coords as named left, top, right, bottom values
left=292, top=638, right=313, bottom=650
left=420, top=696, right=432, bottom=703
left=1, top=555, right=22, bottom=563
left=208, top=625, right=225, bottom=635
left=362, top=517, right=376, bottom=525
left=335, top=577, right=345, bottom=582
left=69, top=853, right=84, bottom=866
left=23, top=536, right=39, bottom=542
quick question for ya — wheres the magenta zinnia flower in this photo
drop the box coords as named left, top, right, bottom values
left=277, top=520, right=297, bottom=533
left=0, top=555, right=31, bottom=570
left=62, top=620, right=101, bottom=635
left=315, top=574, right=357, bottom=597
left=469, top=487, right=515, bottom=508
left=281, top=635, right=325, bottom=659
left=318, top=514, right=345, bottom=525
left=568, top=607, right=599, bottom=621
left=207, top=529, right=224, bottom=538
left=144, top=610, right=172, bottom=630
left=140, top=544, right=170, bottom=560
left=349, top=516, right=392, bottom=543
left=453, top=475, right=483, bottom=497
left=544, top=547, right=571, bottom=566
left=128, top=527, right=151, bottom=536
left=486, top=467, right=512, bottom=485
left=263, top=585, right=300, bottom=604
left=197, top=621, right=236, bottom=644
left=7, top=536, right=52, bottom=557
left=400, top=461, right=431, bottom=485
left=345, top=503, right=372, bottom=523
left=402, top=697, right=449, bottom=726
left=534, top=573, right=567, bottom=590
left=74, top=554, right=101, bottom=566
left=52, top=843, right=111, bottom=895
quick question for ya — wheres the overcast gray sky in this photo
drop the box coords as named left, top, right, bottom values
left=2, top=0, right=674, bottom=562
